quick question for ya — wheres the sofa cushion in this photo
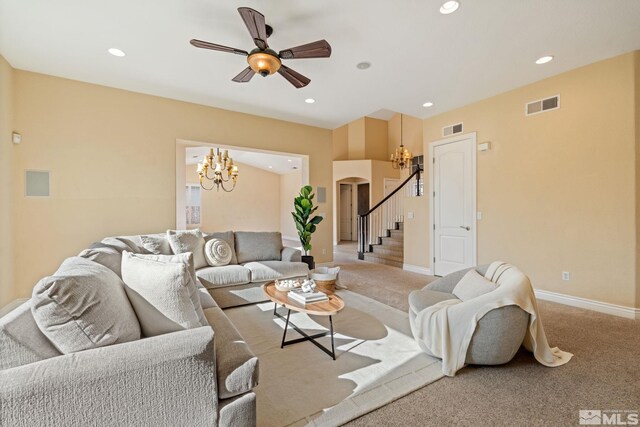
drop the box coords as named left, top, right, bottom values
left=121, top=252, right=207, bottom=337
left=234, top=231, right=282, bottom=264
left=0, top=302, right=61, bottom=370
left=408, top=289, right=458, bottom=315
left=243, top=261, right=309, bottom=282
left=140, top=235, right=173, bottom=255
left=31, top=257, right=141, bottom=354
left=203, top=306, right=259, bottom=399
left=78, top=244, right=123, bottom=276
left=167, top=229, right=208, bottom=269
left=453, top=269, right=498, bottom=301
left=196, top=265, right=251, bottom=289
left=204, top=238, right=233, bottom=267
left=204, top=231, right=237, bottom=265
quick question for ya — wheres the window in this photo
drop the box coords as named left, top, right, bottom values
left=185, top=184, right=201, bottom=226
left=407, top=155, right=424, bottom=197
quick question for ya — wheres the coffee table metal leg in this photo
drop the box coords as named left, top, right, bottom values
left=329, top=315, right=335, bottom=360
left=280, top=309, right=291, bottom=349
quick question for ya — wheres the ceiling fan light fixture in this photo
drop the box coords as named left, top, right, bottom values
left=440, top=1, right=460, bottom=14
left=247, top=50, right=281, bottom=76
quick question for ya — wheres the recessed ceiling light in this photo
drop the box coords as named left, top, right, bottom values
left=287, top=159, right=292, bottom=162
left=440, top=1, right=460, bottom=14
left=108, top=48, right=126, bottom=57
left=535, top=55, right=554, bottom=65
left=305, top=98, right=315, bottom=104
left=356, top=61, right=371, bottom=70
left=423, top=101, right=434, bottom=108
left=268, top=166, right=273, bottom=169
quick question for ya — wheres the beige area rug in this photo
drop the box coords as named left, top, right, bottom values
left=225, top=290, right=443, bottom=427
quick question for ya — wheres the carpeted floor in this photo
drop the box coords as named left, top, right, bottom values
left=321, top=243, right=640, bottom=426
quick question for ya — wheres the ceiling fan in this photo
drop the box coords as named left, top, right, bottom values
left=190, top=7, right=331, bottom=88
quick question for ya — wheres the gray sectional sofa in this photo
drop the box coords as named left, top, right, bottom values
left=0, top=230, right=307, bottom=426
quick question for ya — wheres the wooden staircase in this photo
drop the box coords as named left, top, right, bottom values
left=363, top=222, right=404, bottom=268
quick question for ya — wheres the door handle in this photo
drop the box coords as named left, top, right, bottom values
left=459, top=226, right=470, bottom=231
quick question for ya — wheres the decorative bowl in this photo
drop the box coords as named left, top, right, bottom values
left=275, top=280, right=301, bottom=292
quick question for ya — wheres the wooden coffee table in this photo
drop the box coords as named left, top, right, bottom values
left=263, top=281, right=345, bottom=360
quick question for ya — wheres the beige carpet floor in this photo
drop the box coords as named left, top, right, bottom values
left=224, top=291, right=444, bottom=427
left=321, top=243, right=640, bottom=426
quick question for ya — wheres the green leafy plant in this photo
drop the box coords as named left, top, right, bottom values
left=292, top=185, right=323, bottom=256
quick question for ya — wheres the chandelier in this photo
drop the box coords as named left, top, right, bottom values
left=390, top=114, right=413, bottom=170
left=197, top=148, right=239, bottom=192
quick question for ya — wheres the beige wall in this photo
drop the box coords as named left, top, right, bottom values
left=347, top=118, right=366, bottom=160
left=10, top=70, right=333, bottom=300
left=421, top=52, right=639, bottom=308
left=332, top=124, right=348, bottom=161
left=364, top=117, right=389, bottom=161
left=185, top=162, right=281, bottom=233
left=0, top=55, right=14, bottom=307
left=635, top=51, right=640, bottom=308
left=280, top=170, right=303, bottom=240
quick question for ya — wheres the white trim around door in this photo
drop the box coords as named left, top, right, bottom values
left=429, top=132, right=477, bottom=276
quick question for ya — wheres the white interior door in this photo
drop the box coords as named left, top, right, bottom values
left=432, top=135, right=476, bottom=276
left=339, top=184, right=353, bottom=241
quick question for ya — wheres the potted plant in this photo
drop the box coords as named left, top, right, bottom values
left=292, top=185, right=323, bottom=270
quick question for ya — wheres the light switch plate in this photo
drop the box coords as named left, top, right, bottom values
left=12, top=132, right=21, bottom=144
left=407, top=212, right=414, bottom=219
left=477, top=212, right=482, bottom=220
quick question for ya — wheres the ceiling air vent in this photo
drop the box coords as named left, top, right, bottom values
left=526, top=95, right=560, bottom=116
left=443, top=123, right=463, bottom=137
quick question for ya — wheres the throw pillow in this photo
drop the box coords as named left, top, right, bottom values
left=31, top=257, right=141, bottom=354
left=204, top=231, right=237, bottom=264
left=204, top=238, right=233, bottom=266
left=166, top=229, right=207, bottom=269
left=140, top=234, right=173, bottom=255
left=78, top=244, right=123, bottom=276
left=452, top=269, right=498, bottom=301
left=121, top=251, right=207, bottom=337
left=234, top=231, right=283, bottom=264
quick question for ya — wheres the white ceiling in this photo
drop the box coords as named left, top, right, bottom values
left=186, top=146, right=302, bottom=175
left=1, top=1, right=639, bottom=129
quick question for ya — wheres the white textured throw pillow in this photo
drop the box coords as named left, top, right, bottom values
left=121, top=252, right=207, bottom=337
left=31, top=257, right=141, bottom=354
left=140, top=235, right=173, bottom=255
left=205, top=238, right=233, bottom=266
left=166, top=229, right=207, bottom=269
left=452, top=269, right=498, bottom=301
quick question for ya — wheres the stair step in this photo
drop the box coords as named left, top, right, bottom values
left=363, top=253, right=404, bottom=269
left=380, top=236, right=403, bottom=247
left=389, top=229, right=404, bottom=238
left=397, top=222, right=404, bottom=231
left=372, top=245, right=404, bottom=257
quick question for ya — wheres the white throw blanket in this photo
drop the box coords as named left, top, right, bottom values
left=411, top=262, right=573, bottom=376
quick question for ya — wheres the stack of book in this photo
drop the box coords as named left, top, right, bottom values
left=288, top=288, right=329, bottom=304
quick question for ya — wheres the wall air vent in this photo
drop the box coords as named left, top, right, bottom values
left=526, top=95, right=560, bottom=116
left=442, top=123, right=463, bottom=137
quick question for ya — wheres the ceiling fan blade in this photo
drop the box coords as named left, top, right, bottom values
left=277, top=64, right=310, bottom=88
left=190, top=39, right=248, bottom=56
left=238, top=7, right=268, bottom=50
left=232, top=66, right=255, bottom=83
left=279, top=40, right=332, bottom=59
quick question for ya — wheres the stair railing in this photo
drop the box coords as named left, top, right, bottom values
left=357, top=167, right=422, bottom=259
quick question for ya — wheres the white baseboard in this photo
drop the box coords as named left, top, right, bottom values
left=403, top=264, right=432, bottom=276
left=535, top=289, right=639, bottom=320
left=0, top=298, right=29, bottom=318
